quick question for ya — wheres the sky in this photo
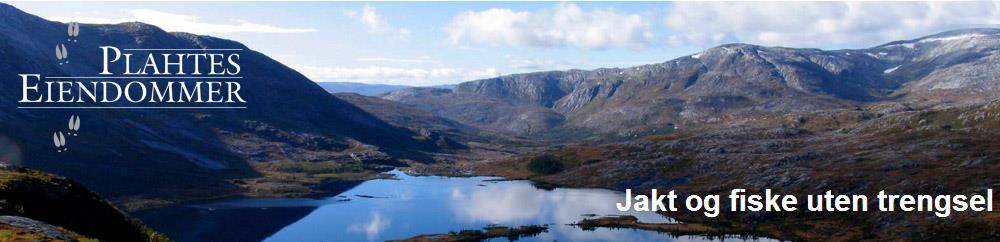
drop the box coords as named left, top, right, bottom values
left=10, top=1, right=1000, bottom=86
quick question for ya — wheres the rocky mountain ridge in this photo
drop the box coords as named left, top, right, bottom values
left=384, top=28, right=1000, bottom=137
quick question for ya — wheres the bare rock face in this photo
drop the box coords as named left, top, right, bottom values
left=384, top=29, right=1000, bottom=138
left=453, top=70, right=589, bottom=107
left=0, top=216, right=80, bottom=241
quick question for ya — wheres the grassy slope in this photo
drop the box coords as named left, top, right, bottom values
left=0, top=168, right=169, bottom=242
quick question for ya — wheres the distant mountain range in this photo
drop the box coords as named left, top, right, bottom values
left=317, top=82, right=412, bottom=96
left=383, top=29, right=1000, bottom=137
left=317, top=82, right=455, bottom=96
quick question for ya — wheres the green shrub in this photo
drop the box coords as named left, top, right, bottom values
left=527, top=155, right=563, bottom=175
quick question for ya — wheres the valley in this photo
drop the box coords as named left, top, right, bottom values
left=1, top=2, right=999, bottom=241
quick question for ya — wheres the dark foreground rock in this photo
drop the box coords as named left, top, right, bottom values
left=390, top=225, right=548, bottom=242
left=0, top=168, right=168, bottom=242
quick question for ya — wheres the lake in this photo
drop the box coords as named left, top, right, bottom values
left=138, top=170, right=776, bottom=242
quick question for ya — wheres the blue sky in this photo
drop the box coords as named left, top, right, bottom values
left=11, top=1, right=1000, bottom=86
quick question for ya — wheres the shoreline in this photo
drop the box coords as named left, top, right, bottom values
left=572, top=215, right=775, bottom=241
left=400, top=164, right=799, bottom=241
left=122, top=174, right=374, bottom=213
left=129, top=166, right=776, bottom=241
left=404, top=162, right=809, bottom=241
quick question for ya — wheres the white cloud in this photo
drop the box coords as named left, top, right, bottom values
left=467, top=68, right=500, bottom=80
left=446, top=3, right=653, bottom=50
left=291, top=64, right=498, bottom=86
left=665, top=2, right=1000, bottom=48
left=45, top=9, right=316, bottom=34
left=358, top=56, right=437, bottom=64
left=344, top=5, right=410, bottom=36
left=507, top=57, right=575, bottom=71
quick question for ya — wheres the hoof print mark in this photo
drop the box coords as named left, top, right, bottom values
left=67, top=115, right=81, bottom=136
left=56, top=22, right=78, bottom=65
left=49, top=22, right=83, bottom=154
left=52, top=131, right=67, bottom=152
left=52, top=115, right=81, bottom=153
left=67, top=22, right=80, bottom=42
left=55, top=44, right=68, bottom=64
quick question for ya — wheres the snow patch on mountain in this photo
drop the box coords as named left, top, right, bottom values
left=920, top=33, right=1000, bottom=43
left=884, top=66, right=900, bottom=74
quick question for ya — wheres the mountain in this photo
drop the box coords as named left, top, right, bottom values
left=876, top=29, right=1000, bottom=103
left=469, top=97, right=1000, bottom=240
left=382, top=28, right=1000, bottom=240
left=317, top=82, right=413, bottom=96
left=0, top=3, right=445, bottom=206
left=317, top=82, right=458, bottom=96
left=334, top=93, right=475, bottom=144
left=381, top=87, right=567, bottom=136
left=383, top=29, right=1000, bottom=137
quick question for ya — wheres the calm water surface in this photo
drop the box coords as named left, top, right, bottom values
left=139, top=170, right=776, bottom=242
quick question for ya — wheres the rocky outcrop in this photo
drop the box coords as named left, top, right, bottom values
left=0, top=216, right=87, bottom=241
left=0, top=168, right=168, bottom=241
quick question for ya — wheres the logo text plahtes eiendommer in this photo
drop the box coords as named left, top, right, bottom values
left=19, top=46, right=247, bottom=109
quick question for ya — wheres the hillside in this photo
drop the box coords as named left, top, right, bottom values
left=383, top=28, right=1000, bottom=240
left=0, top=3, right=449, bottom=208
left=334, top=93, right=475, bottom=143
left=2, top=2, right=998, bottom=240
left=431, top=98, right=1000, bottom=241
left=381, top=87, right=566, bottom=136
left=0, top=168, right=168, bottom=241
left=384, top=29, right=1000, bottom=138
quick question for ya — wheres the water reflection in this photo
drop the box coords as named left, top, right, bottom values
left=349, top=212, right=391, bottom=241
left=450, top=180, right=672, bottom=225
left=139, top=170, right=774, bottom=242
left=451, top=185, right=545, bottom=223
left=138, top=206, right=316, bottom=242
